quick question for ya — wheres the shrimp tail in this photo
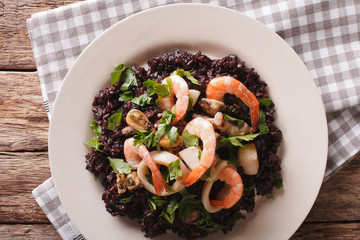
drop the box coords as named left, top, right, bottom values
left=251, top=107, right=259, bottom=131
left=152, top=169, right=168, bottom=196
left=184, top=165, right=207, bottom=187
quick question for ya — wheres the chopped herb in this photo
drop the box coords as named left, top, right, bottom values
left=168, top=159, right=182, bottom=181
left=200, top=168, right=213, bottom=181
left=167, top=126, right=179, bottom=146
left=94, top=175, right=98, bottom=181
left=85, top=136, right=103, bottom=152
left=198, top=150, right=202, bottom=160
left=266, top=193, right=273, bottom=199
left=108, top=157, right=131, bottom=174
left=160, top=198, right=179, bottom=224
left=107, top=109, right=123, bottom=131
left=119, top=196, right=132, bottom=203
left=119, top=91, right=134, bottom=101
left=156, top=111, right=177, bottom=143
left=172, top=69, right=200, bottom=85
left=181, top=130, right=199, bottom=147
left=131, top=92, right=153, bottom=106
left=274, top=176, right=283, bottom=189
left=145, top=173, right=153, bottom=185
left=259, top=98, right=271, bottom=107
left=151, top=196, right=168, bottom=207
left=244, top=184, right=255, bottom=192
left=133, top=130, right=156, bottom=148
left=223, top=114, right=245, bottom=128
left=120, top=67, right=138, bottom=91
left=111, top=64, right=125, bottom=85
left=187, top=94, right=194, bottom=111
left=89, top=120, right=102, bottom=138
left=258, top=110, right=269, bottom=135
left=153, top=82, right=171, bottom=98
left=220, top=133, right=260, bottom=148
left=148, top=199, right=156, bottom=211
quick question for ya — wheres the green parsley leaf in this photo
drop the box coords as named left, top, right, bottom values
left=89, top=120, right=102, bottom=138
left=114, top=63, right=125, bottom=71
left=119, top=91, right=134, bottom=101
left=131, top=92, right=153, bottom=106
left=187, top=94, right=194, bottom=111
left=200, top=168, right=213, bottom=181
left=155, top=111, right=176, bottom=141
left=160, top=198, right=179, bottom=224
left=107, top=109, right=123, bottom=131
left=258, top=110, right=269, bottom=135
left=266, top=193, right=273, bottom=199
left=168, top=159, right=182, bottom=181
left=85, top=136, right=103, bottom=152
left=133, top=130, right=156, bottom=148
left=152, top=196, right=168, bottom=206
left=198, top=150, right=202, bottom=160
left=244, top=184, right=255, bottom=192
left=153, top=83, right=171, bottom=98
left=120, top=67, right=138, bottom=91
left=181, top=130, right=199, bottom=147
left=148, top=199, right=156, bottom=211
left=259, top=98, right=271, bottom=107
left=119, top=196, right=132, bottom=203
left=143, top=80, right=158, bottom=88
left=94, top=175, right=98, bottom=181
left=111, top=64, right=125, bottom=85
left=108, top=157, right=131, bottom=174
left=172, top=69, right=200, bottom=85
left=167, top=126, right=179, bottom=146
left=274, top=176, right=283, bottom=189
left=223, top=114, right=245, bottom=128
left=220, top=133, right=260, bottom=147
left=145, top=173, right=153, bottom=185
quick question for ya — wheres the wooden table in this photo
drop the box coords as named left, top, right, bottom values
left=1, top=1, right=359, bottom=239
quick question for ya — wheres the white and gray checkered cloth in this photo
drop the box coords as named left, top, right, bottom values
left=28, top=0, right=360, bottom=239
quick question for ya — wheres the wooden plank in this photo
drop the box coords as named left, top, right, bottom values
left=0, top=0, right=81, bottom=69
left=0, top=222, right=359, bottom=240
left=292, top=222, right=360, bottom=240
left=305, top=153, right=360, bottom=222
left=0, top=152, right=50, bottom=223
left=0, top=224, right=61, bottom=239
left=0, top=72, right=48, bottom=151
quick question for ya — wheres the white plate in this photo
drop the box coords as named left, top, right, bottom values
left=49, top=4, right=328, bottom=240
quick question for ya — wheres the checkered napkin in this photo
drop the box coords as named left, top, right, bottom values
left=28, top=0, right=360, bottom=239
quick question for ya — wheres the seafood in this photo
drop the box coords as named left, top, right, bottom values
left=126, top=109, right=152, bottom=130
left=183, top=117, right=216, bottom=187
left=137, top=151, right=189, bottom=196
left=213, top=112, right=253, bottom=136
left=124, top=138, right=167, bottom=195
left=210, top=166, right=243, bottom=209
left=198, top=98, right=226, bottom=117
left=157, top=75, right=189, bottom=124
left=237, top=143, right=259, bottom=175
left=206, top=76, right=259, bottom=130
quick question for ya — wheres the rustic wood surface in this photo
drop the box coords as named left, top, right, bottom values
left=0, top=1, right=359, bottom=239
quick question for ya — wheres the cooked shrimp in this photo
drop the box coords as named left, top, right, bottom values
left=206, top=76, right=259, bottom=130
left=124, top=138, right=167, bottom=195
left=183, top=117, right=216, bottom=186
left=210, top=166, right=243, bottom=209
left=157, top=75, right=189, bottom=124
